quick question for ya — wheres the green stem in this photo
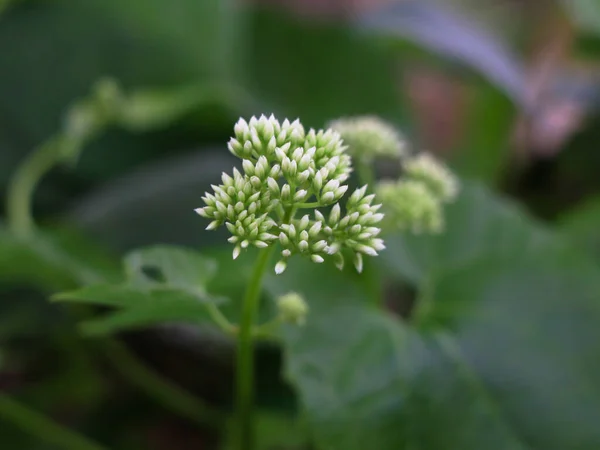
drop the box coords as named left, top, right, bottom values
left=0, top=393, right=108, bottom=450
left=252, top=317, right=283, bottom=340
left=6, top=139, right=61, bottom=237
left=236, top=247, right=274, bottom=450
left=102, top=339, right=225, bottom=429
left=206, top=303, right=237, bottom=334
left=291, top=201, right=320, bottom=209
left=6, top=137, right=225, bottom=430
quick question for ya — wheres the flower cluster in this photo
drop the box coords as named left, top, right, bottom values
left=376, top=180, right=442, bottom=234
left=403, top=153, right=458, bottom=202
left=328, top=115, right=405, bottom=162
left=196, top=115, right=385, bottom=273
left=376, top=152, right=458, bottom=234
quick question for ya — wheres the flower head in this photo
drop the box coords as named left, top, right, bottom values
left=328, top=115, right=405, bottom=162
left=376, top=180, right=443, bottom=234
left=196, top=115, right=385, bottom=273
left=403, top=153, right=458, bottom=202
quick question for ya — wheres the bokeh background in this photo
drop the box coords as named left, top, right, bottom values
left=2, top=0, right=600, bottom=449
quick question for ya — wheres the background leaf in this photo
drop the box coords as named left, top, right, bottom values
left=276, top=247, right=600, bottom=450
left=381, top=181, right=560, bottom=286
left=0, top=224, right=120, bottom=290
left=357, top=0, right=526, bottom=104
left=54, top=246, right=224, bottom=336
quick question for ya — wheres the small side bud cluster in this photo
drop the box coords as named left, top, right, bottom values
left=277, top=292, right=309, bottom=326
left=328, top=115, right=405, bottom=162
left=376, top=152, right=458, bottom=234
left=196, top=115, right=385, bottom=274
left=403, top=153, right=458, bottom=202
left=376, top=180, right=442, bottom=234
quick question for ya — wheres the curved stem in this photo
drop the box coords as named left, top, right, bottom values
left=291, top=201, right=320, bottom=209
left=6, top=139, right=62, bottom=237
left=252, top=317, right=283, bottom=340
left=206, top=303, right=237, bottom=334
left=236, top=247, right=274, bottom=450
left=0, top=392, right=108, bottom=450
left=5, top=137, right=225, bottom=430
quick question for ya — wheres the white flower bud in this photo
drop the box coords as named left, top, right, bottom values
left=294, top=189, right=308, bottom=202
left=275, top=260, right=287, bottom=275
left=353, top=252, right=364, bottom=273
left=279, top=232, right=290, bottom=246
left=321, top=192, right=334, bottom=204
left=297, top=170, right=311, bottom=184
left=206, top=220, right=220, bottom=230
left=309, top=221, right=322, bottom=237
left=329, top=204, right=341, bottom=225
left=311, top=240, right=327, bottom=252
left=281, top=184, right=291, bottom=201
left=267, top=177, right=280, bottom=196
left=299, top=214, right=310, bottom=230
left=312, top=171, right=323, bottom=191
left=334, top=252, right=345, bottom=270
left=311, top=254, right=324, bottom=263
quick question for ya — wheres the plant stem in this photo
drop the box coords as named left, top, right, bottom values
left=102, top=339, right=225, bottom=429
left=6, top=139, right=61, bottom=237
left=0, top=392, right=108, bottom=450
left=6, top=139, right=225, bottom=430
left=236, top=247, right=274, bottom=450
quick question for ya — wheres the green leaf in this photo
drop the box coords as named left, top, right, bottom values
left=124, top=245, right=217, bottom=296
left=450, top=86, right=515, bottom=183
left=53, top=245, right=224, bottom=336
left=558, top=196, right=600, bottom=262
left=561, top=0, right=600, bottom=36
left=0, top=224, right=120, bottom=290
left=279, top=250, right=600, bottom=450
left=381, top=181, right=559, bottom=285
left=247, top=9, right=406, bottom=127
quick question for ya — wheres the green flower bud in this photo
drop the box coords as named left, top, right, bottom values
left=277, top=292, right=309, bottom=326
left=377, top=180, right=443, bottom=234
left=403, top=153, right=458, bottom=203
left=328, top=115, right=405, bottom=162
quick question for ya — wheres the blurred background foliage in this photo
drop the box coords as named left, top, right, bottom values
left=2, top=0, right=600, bottom=449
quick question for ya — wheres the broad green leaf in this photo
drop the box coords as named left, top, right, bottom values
left=0, top=224, right=120, bottom=290
left=247, top=9, right=406, bottom=127
left=562, top=0, right=600, bottom=36
left=381, top=181, right=559, bottom=285
left=124, top=245, right=217, bottom=296
left=450, top=86, right=515, bottom=183
left=558, top=196, right=600, bottom=262
left=0, top=0, right=244, bottom=189
left=69, top=149, right=236, bottom=251
left=279, top=250, right=600, bottom=450
left=53, top=246, right=224, bottom=336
